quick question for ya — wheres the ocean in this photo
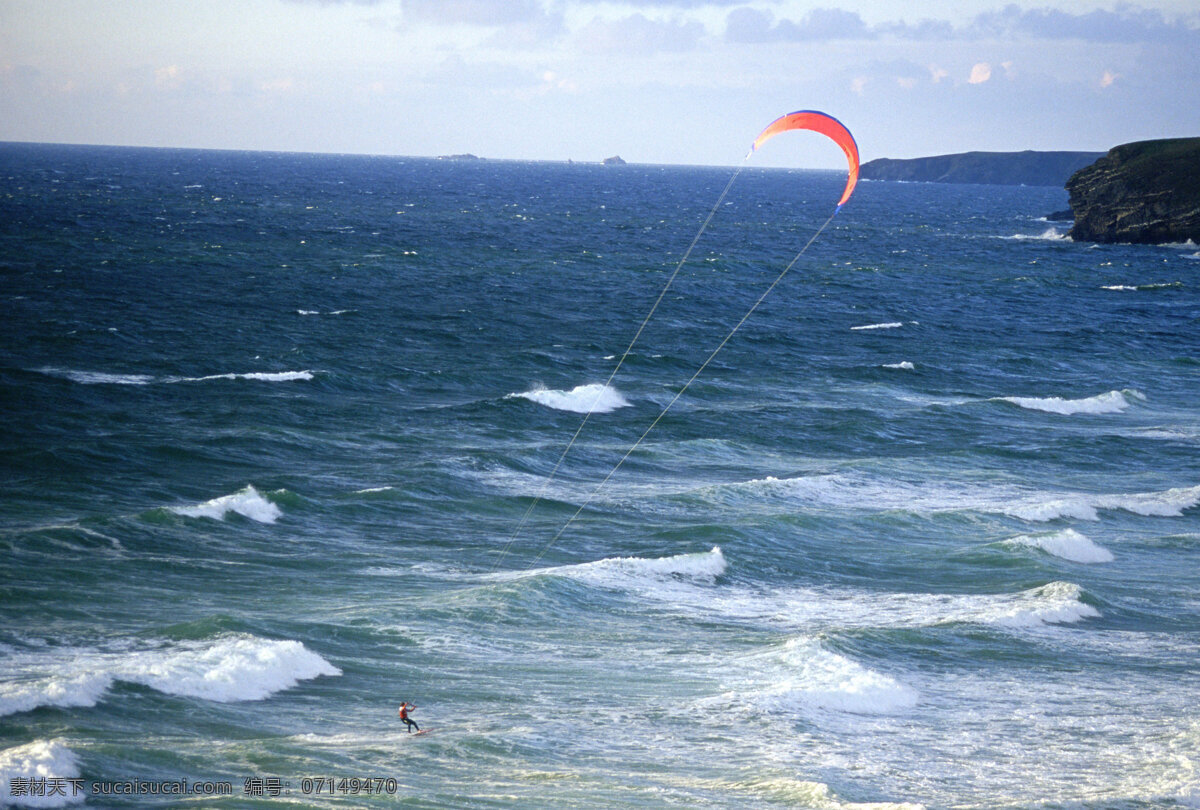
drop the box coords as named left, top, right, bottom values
left=1, top=142, right=1198, bottom=809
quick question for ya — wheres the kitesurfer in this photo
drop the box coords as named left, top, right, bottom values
left=398, top=702, right=419, bottom=733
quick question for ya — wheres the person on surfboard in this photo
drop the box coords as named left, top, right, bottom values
left=398, top=702, right=419, bottom=733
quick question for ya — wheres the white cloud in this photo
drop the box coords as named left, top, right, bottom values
left=968, top=61, right=992, bottom=84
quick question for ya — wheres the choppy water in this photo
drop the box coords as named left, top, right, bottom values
left=2, top=142, right=1199, bottom=808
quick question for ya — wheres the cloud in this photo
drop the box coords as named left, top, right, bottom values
left=725, top=7, right=871, bottom=42
left=401, top=0, right=548, bottom=26
left=1100, top=69, right=1119, bottom=88
left=576, top=13, right=704, bottom=54
left=968, top=62, right=992, bottom=84
left=969, top=4, right=1199, bottom=44
left=723, top=3, right=1198, bottom=45
left=878, top=17, right=955, bottom=40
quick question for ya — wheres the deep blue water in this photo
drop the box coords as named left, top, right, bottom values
left=2, top=142, right=1199, bottom=808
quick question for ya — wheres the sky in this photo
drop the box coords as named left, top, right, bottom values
left=2, top=0, right=1198, bottom=167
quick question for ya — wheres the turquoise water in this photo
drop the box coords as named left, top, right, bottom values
left=2, top=143, right=1199, bottom=808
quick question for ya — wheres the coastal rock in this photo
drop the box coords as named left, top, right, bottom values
left=602, top=155, right=627, bottom=165
left=1066, top=138, right=1200, bottom=244
left=860, top=150, right=1102, bottom=187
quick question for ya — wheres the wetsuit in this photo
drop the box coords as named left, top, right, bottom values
left=399, top=704, right=419, bottom=733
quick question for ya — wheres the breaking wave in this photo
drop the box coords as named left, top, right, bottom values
left=702, top=472, right=1200, bottom=523
left=1007, top=228, right=1068, bottom=241
left=1003, top=529, right=1115, bottom=563
left=536, top=546, right=727, bottom=588
left=168, top=485, right=283, bottom=523
left=998, top=389, right=1144, bottom=415
left=518, top=548, right=1097, bottom=633
left=508, top=383, right=631, bottom=413
left=0, top=741, right=82, bottom=807
left=0, top=635, right=340, bottom=716
left=741, top=637, right=919, bottom=716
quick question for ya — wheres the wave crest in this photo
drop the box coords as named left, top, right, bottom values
left=509, top=383, right=630, bottom=413
left=0, top=635, right=340, bottom=716
left=707, top=473, right=1198, bottom=523
left=553, top=546, right=726, bottom=584
left=965, top=581, right=1099, bottom=628
left=747, top=638, right=918, bottom=716
left=1004, top=529, right=1114, bottom=563
left=999, top=389, right=1144, bottom=415
left=169, top=485, right=283, bottom=523
left=0, top=741, right=82, bottom=807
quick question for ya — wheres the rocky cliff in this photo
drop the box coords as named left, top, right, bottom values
left=860, top=150, right=1102, bottom=187
left=1066, top=138, right=1200, bottom=244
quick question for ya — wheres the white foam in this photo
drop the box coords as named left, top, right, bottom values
left=746, top=638, right=918, bottom=716
left=732, top=577, right=1098, bottom=632
left=0, top=671, right=111, bottom=717
left=0, top=741, right=82, bottom=807
left=1094, top=484, right=1200, bottom=517
left=0, top=635, right=340, bottom=716
left=999, top=389, right=1143, bottom=415
left=169, top=485, right=282, bottom=523
left=540, top=546, right=726, bottom=588
left=741, top=580, right=1099, bottom=631
left=966, top=581, right=1099, bottom=627
left=1005, top=529, right=1114, bottom=563
left=520, top=546, right=1096, bottom=635
left=707, top=472, right=1197, bottom=524
left=36, top=367, right=314, bottom=385
left=121, top=637, right=340, bottom=702
left=1007, top=228, right=1068, bottom=241
left=851, top=321, right=903, bottom=331
left=36, top=367, right=152, bottom=385
left=173, top=371, right=315, bottom=383
left=883, top=361, right=914, bottom=370
left=509, top=383, right=630, bottom=413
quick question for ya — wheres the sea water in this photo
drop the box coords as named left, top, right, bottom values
left=1, top=143, right=1199, bottom=808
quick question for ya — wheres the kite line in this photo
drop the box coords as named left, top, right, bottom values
left=495, top=110, right=860, bottom=572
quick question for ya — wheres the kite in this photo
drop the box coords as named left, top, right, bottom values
left=750, top=110, right=860, bottom=210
